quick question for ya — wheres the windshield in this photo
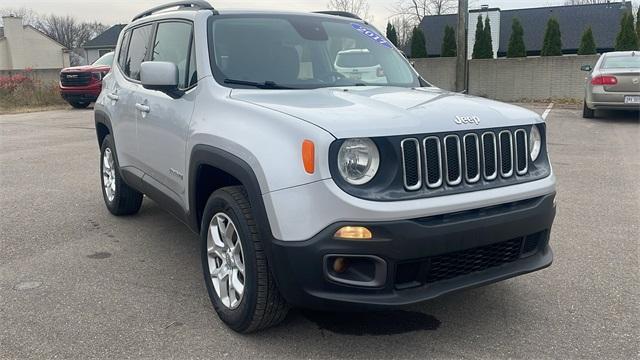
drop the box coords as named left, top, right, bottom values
left=602, top=55, right=640, bottom=69
left=208, top=15, right=421, bottom=89
left=93, top=52, right=114, bottom=66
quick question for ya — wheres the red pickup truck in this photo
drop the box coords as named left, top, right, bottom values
left=59, top=52, right=113, bottom=109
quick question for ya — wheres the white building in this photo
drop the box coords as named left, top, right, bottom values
left=467, top=7, right=501, bottom=59
left=0, top=16, right=70, bottom=71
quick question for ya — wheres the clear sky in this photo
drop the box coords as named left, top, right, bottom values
left=0, top=0, right=636, bottom=30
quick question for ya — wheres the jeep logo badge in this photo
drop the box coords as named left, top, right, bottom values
left=455, top=116, right=480, bottom=125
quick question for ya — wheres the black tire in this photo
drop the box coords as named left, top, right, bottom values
left=69, top=101, right=90, bottom=109
left=100, top=135, right=143, bottom=215
left=583, top=101, right=595, bottom=118
left=201, top=186, right=288, bottom=333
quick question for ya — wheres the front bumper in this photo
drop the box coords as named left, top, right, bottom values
left=59, top=83, right=102, bottom=103
left=269, top=193, right=555, bottom=310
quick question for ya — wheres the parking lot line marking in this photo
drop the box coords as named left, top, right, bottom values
left=542, top=103, right=554, bottom=120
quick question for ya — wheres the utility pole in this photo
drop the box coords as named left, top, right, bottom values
left=455, top=0, right=468, bottom=92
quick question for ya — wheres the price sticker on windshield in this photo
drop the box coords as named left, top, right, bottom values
left=351, top=23, right=393, bottom=48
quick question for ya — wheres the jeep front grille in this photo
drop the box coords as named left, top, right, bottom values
left=400, top=128, right=530, bottom=191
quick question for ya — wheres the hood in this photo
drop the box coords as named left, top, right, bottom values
left=61, top=64, right=111, bottom=73
left=230, top=86, right=542, bottom=139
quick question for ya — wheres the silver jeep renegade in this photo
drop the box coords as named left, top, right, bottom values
left=95, top=1, right=557, bottom=333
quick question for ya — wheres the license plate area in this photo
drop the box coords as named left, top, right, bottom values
left=624, top=96, right=640, bottom=104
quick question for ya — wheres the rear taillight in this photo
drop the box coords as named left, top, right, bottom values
left=591, top=75, right=618, bottom=86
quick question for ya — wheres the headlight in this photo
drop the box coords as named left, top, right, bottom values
left=337, top=138, right=380, bottom=185
left=529, top=125, right=542, bottom=161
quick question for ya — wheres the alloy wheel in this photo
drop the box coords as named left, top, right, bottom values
left=207, top=212, right=246, bottom=309
left=102, top=148, right=116, bottom=202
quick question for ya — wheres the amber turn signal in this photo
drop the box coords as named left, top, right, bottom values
left=302, top=140, right=315, bottom=174
left=334, top=226, right=373, bottom=240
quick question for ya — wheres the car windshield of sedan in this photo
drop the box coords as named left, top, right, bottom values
left=602, top=55, right=640, bottom=69
left=208, top=14, right=421, bottom=89
left=93, top=52, right=114, bottom=66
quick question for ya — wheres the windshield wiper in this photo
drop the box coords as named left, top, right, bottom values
left=223, top=79, right=296, bottom=89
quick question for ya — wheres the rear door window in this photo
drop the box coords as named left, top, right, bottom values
left=124, top=24, right=153, bottom=80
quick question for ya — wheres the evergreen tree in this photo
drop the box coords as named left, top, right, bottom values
left=386, top=22, right=399, bottom=47
left=482, top=15, right=494, bottom=58
left=615, top=11, right=639, bottom=51
left=541, top=17, right=563, bottom=56
left=410, top=27, right=428, bottom=58
left=472, top=14, right=485, bottom=59
left=507, top=18, right=526, bottom=58
left=441, top=25, right=457, bottom=57
left=577, top=26, right=597, bottom=55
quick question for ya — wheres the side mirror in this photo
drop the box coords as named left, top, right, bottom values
left=140, top=61, right=183, bottom=98
left=580, top=65, right=593, bottom=72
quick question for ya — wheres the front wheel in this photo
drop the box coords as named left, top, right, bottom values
left=201, top=186, right=288, bottom=333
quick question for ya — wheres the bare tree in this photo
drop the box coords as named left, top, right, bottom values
left=327, top=0, right=371, bottom=20
left=390, top=15, right=415, bottom=49
left=392, top=0, right=457, bottom=25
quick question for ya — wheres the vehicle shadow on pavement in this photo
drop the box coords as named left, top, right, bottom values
left=588, top=109, right=639, bottom=124
left=296, top=309, right=442, bottom=336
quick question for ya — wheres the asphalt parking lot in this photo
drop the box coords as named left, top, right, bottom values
left=0, top=105, right=638, bottom=359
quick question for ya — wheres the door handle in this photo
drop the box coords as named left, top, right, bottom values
left=135, top=103, right=150, bottom=113
left=107, top=93, right=119, bottom=101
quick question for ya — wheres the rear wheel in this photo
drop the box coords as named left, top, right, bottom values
left=201, top=186, right=288, bottom=333
left=100, top=135, right=143, bottom=215
left=69, top=101, right=90, bottom=109
left=583, top=101, right=595, bottom=118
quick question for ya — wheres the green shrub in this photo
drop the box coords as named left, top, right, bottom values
left=441, top=25, right=457, bottom=57
left=615, top=11, right=639, bottom=51
left=411, top=27, right=428, bottom=58
left=507, top=18, right=526, bottom=58
left=541, top=17, right=562, bottom=56
left=578, top=26, right=597, bottom=55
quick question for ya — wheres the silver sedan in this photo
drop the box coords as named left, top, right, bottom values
left=581, top=51, right=640, bottom=118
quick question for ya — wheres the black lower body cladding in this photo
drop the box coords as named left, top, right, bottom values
left=269, top=194, right=556, bottom=310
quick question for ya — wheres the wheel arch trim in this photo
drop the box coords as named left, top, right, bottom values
left=188, top=144, right=273, bottom=240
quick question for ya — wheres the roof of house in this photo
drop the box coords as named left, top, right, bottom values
left=419, top=1, right=632, bottom=57
left=84, top=24, right=126, bottom=48
left=498, top=2, right=632, bottom=55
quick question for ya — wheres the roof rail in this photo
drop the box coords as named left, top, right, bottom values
left=132, top=0, right=216, bottom=21
left=313, top=11, right=362, bottom=20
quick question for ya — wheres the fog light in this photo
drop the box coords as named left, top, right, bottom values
left=334, top=226, right=372, bottom=240
left=332, top=257, right=348, bottom=273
